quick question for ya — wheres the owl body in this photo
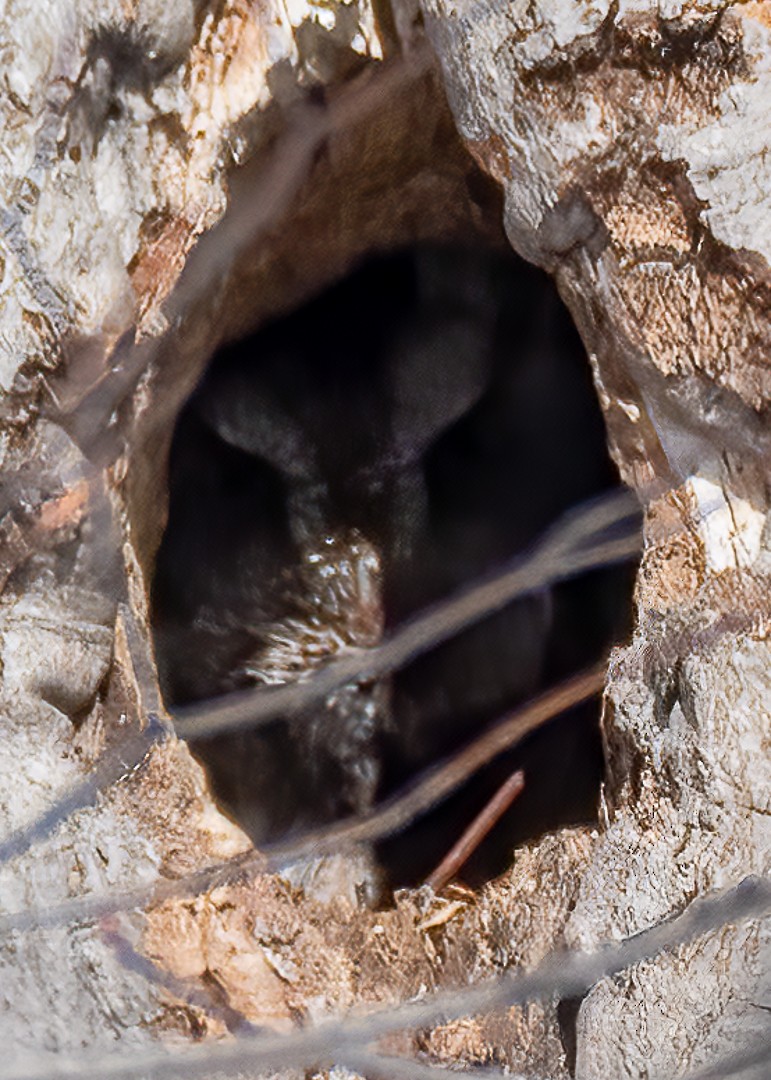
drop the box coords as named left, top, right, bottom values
left=154, top=248, right=553, bottom=866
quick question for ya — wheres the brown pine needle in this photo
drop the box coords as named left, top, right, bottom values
left=263, top=661, right=606, bottom=866
left=0, top=663, right=606, bottom=934
left=424, top=769, right=526, bottom=893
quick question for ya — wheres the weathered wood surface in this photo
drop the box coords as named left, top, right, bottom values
left=0, top=1, right=768, bottom=1077
left=419, top=3, right=771, bottom=1074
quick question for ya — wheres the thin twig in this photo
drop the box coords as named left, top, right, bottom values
left=424, top=769, right=526, bottom=893
left=0, top=489, right=636, bottom=883
left=173, top=487, right=641, bottom=740
left=3, top=876, right=768, bottom=1080
left=59, top=44, right=436, bottom=456
left=262, top=661, right=605, bottom=867
left=0, top=663, right=604, bottom=935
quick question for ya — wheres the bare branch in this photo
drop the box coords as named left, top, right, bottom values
left=173, top=487, right=641, bottom=741
left=60, top=44, right=436, bottom=457
left=0, top=485, right=637, bottom=890
left=0, top=662, right=604, bottom=934
left=4, top=876, right=768, bottom=1080
left=262, top=663, right=603, bottom=866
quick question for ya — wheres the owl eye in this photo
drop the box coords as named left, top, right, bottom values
left=385, top=312, right=494, bottom=465
left=197, top=363, right=321, bottom=484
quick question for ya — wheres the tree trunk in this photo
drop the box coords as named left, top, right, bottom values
left=0, top=1, right=768, bottom=1077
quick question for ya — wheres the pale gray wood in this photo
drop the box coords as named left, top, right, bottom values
left=0, top=1, right=769, bottom=1076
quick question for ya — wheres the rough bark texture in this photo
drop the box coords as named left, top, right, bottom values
left=0, top=1, right=769, bottom=1078
left=419, top=3, right=771, bottom=1075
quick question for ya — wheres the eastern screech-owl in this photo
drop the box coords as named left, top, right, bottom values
left=153, top=248, right=552, bottom=868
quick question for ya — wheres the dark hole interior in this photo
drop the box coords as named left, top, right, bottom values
left=151, top=243, right=635, bottom=895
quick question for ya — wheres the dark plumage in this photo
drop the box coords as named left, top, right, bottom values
left=152, top=247, right=585, bottom=849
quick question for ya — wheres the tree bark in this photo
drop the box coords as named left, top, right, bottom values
left=420, top=2, right=771, bottom=1075
left=0, top=1, right=768, bottom=1077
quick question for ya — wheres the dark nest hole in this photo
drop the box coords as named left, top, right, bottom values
left=151, top=243, right=635, bottom=895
